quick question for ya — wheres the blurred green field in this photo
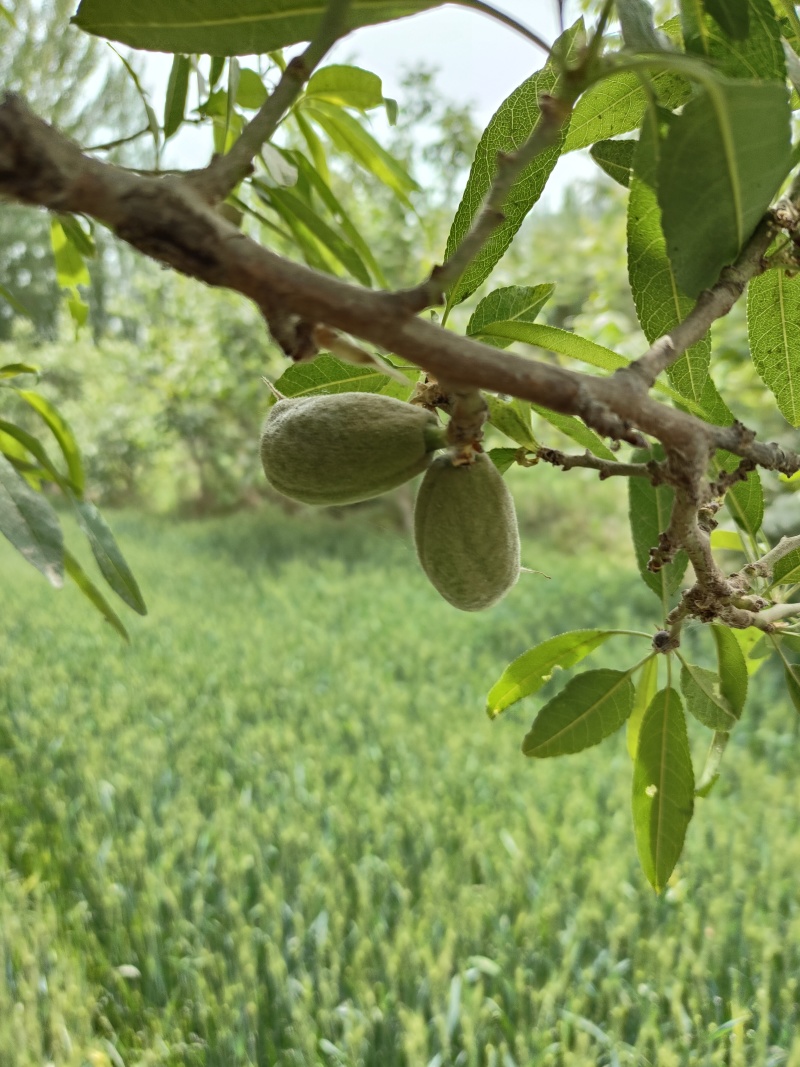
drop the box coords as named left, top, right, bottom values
left=1, top=501, right=800, bottom=1067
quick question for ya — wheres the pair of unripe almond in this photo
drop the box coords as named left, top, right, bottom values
left=260, top=393, right=520, bottom=611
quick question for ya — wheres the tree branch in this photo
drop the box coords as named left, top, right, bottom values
left=536, top=447, right=655, bottom=480
left=190, top=0, right=351, bottom=204
left=2, top=91, right=799, bottom=486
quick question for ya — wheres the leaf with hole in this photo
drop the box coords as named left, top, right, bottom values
left=632, top=686, right=694, bottom=891
left=486, top=629, right=629, bottom=718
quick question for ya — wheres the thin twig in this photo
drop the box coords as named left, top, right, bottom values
left=536, top=447, right=654, bottom=480
left=86, top=126, right=152, bottom=152
left=192, top=0, right=351, bottom=203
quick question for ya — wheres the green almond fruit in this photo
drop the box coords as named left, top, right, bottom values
left=261, top=393, right=445, bottom=505
left=414, top=452, right=521, bottom=612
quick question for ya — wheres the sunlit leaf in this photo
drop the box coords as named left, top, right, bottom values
left=486, top=629, right=626, bottom=717
left=771, top=546, right=800, bottom=585
left=487, top=447, right=520, bottom=474
left=747, top=269, right=800, bottom=426
left=305, top=65, right=384, bottom=111
left=235, top=67, right=267, bottom=109
left=16, top=390, right=85, bottom=496
left=632, top=686, right=694, bottom=891
left=443, top=22, right=582, bottom=308
left=50, top=218, right=90, bottom=290
left=522, top=668, right=635, bottom=758
left=0, top=363, right=38, bottom=381
left=0, top=453, right=64, bottom=587
left=466, top=284, right=554, bottom=349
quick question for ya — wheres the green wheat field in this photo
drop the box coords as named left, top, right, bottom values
left=1, top=505, right=799, bottom=1067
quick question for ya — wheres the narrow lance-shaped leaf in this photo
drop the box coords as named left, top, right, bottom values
left=0, top=453, right=64, bottom=587
left=164, top=54, right=191, bottom=139
left=658, top=78, right=791, bottom=297
left=304, top=65, right=384, bottom=111
left=73, top=500, right=147, bottom=615
left=695, top=730, right=731, bottom=797
left=710, top=623, right=748, bottom=716
left=64, top=548, right=129, bottom=642
left=50, top=217, right=90, bottom=290
left=271, top=354, right=414, bottom=404
left=0, top=283, right=32, bottom=319
left=627, top=654, right=658, bottom=759
left=702, top=0, right=750, bottom=40
left=16, top=390, right=85, bottom=496
left=443, top=21, right=583, bottom=309
left=747, top=270, right=800, bottom=426
left=618, top=0, right=670, bottom=51
left=466, top=284, right=555, bottom=349
left=522, top=668, right=636, bottom=758
left=530, top=404, right=614, bottom=461
left=0, top=363, right=38, bottom=380
left=73, top=0, right=446, bottom=54
left=628, top=447, right=688, bottom=610
left=771, top=547, right=800, bottom=585
left=487, top=629, right=634, bottom=718
left=632, top=686, right=694, bottom=892
left=690, top=0, right=782, bottom=80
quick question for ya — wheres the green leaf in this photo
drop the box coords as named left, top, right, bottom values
left=0, top=283, right=33, bottom=319
left=256, top=181, right=371, bottom=285
left=305, top=65, right=384, bottom=111
left=658, top=78, right=791, bottom=297
left=442, top=21, right=582, bottom=308
left=478, top=321, right=626, bottom=369
left=466, top=284, right=555, bottom=349
left=0, top=419, right=68, bottom=487
left=690, top=0, right=783, bottom=79
left=709, top=528, right=746, bottom=552
left=710, top=623, right=748, bottom=716
left=56, top=214, right=96, bottom=259
left=563, top=67, right=690, bottom=154
left=717, top=452, right=764, bottom=536
left=0, top=453, right=64, bottom=587
left=484, top=396, right=538, bottom=449
left=487, top=447, right=520, bottom=474
left=486, top=629, right=625, bottom=717
left=628, top=447, right=688, bottom=609
left=522, top=668, right=635, bottom=758
left=679, top=658, right=739, bottom=729
left=695, top=730, right=730, bottom=796
left=235, top=67, right=267, bottom=109
left=618, top=0, right=669, bottom=51
left=17, top=390, right=85, bottom=496
left=288, top=150, right=387, bottom=285
left=627, top=654, right=658, bottom=759
left=73, top=501, right=147, bottom=615
left=50, top=218, right=90, bottom=289
left=747, top=269, right=800, bottom=426
left=64, top=548, right=129, bottom=641
left=271, top=354, right=413, bottom=402
left=632, top=686, right=694, bottom=892
left=73, top=0, right=447, bottom=54
left=302, top=100, right=418, bottom=206
left=702, top=0, right=750, bottom=39
left=589, top=138, right=635, bottom=187
left=0, top=363, right=38, bottom=380
left=628, top=111, right=717, bottom=415
left=108, top=44, right=161, bottom=155
left=530, top=404, right=614, bottom=460
left=784, top=663, right=800, bottom=712
left=164, top=54, right=191, bottom=137
left=772, top=547, right=800, bottom=584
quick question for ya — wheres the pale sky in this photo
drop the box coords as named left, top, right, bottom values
left=143, top=1, right=593, bottom=197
